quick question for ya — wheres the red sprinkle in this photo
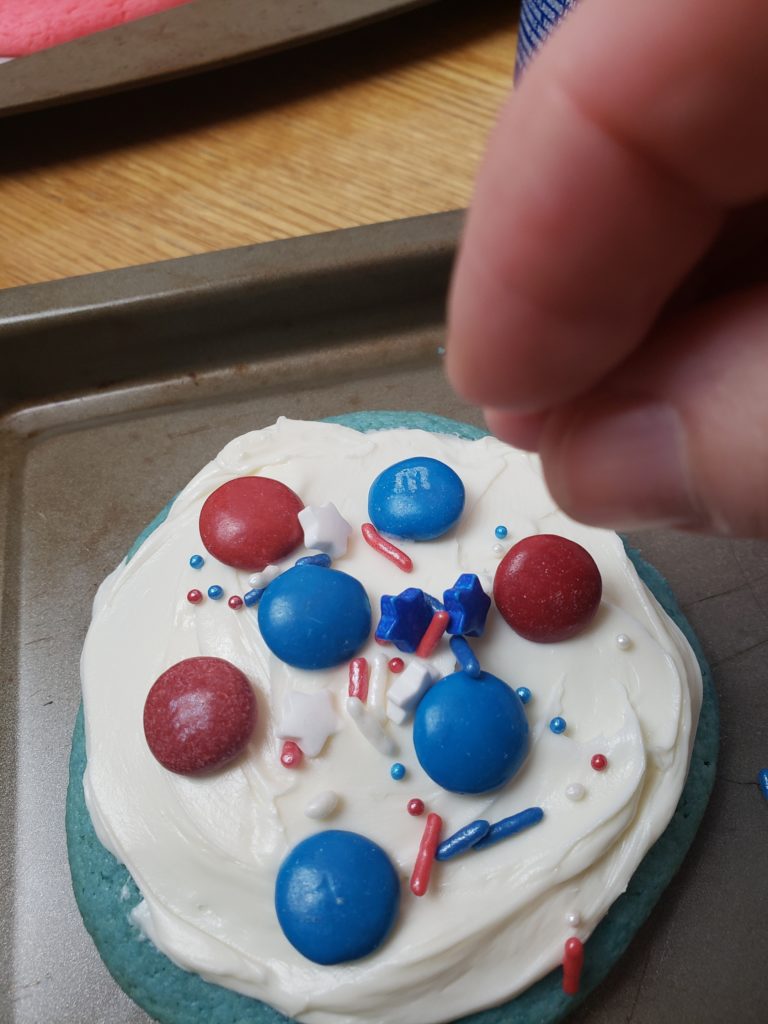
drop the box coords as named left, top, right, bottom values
left=410, top=812, right=442, bottom=896
left=361, top=522, right=413, bottom=573
left=187, top=589, right=203, bottom=604
left=591, top=754, right=608, bottom=772
left=375, top=637, right=389, bottom=647
left=228, top=595, right=244, bottom=610
left=388, top=657, right=405, bottom=674
left=407, top=798, right=425, bottom=816
left=281, top=740, right=303, bottom=768
left=415, top=610, right=450, bottom=658
left=348, top=657, right=370, bottom=702
left=562, top=937, right=584, bottom=996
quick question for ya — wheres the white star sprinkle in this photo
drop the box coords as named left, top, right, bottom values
left=276, top=689, right=340, bottom=757
left=298, top=502, right=352, bottom=560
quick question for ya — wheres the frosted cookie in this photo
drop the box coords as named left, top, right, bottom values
left=68, top=412, right=717, bottom=1024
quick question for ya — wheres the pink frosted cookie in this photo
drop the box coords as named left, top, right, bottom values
left=0, top=0, right=193, bottom=57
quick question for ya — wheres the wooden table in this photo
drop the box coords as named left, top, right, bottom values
left=0, top=0, right=516, bottom=290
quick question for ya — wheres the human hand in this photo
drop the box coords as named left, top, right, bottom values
left=446, top=0, right=768, bottom=536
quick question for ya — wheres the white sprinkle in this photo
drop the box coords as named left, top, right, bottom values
left=346, top=697, right=398, bottom=755
left=386, top=700, right=408, bottom=726
left=276, top=689, right=340, bottom=758
left=616, top=633, right=632, bottom=650
left=249, top=564, right=280, bottom=588
left=565, top=783, right=586, bottom=802
left=387, top=658, right=439, bottom=715
left=298, top=502, right=352, bottom=559
left=492, top=543, right=505, bottom=557
left=304, top=790, right=340, bottom=820
left=367, top=654, right=389, bottom=722
left=566, top=911, right=581, bottom=928
left=477, top=572, right=494, bottom=596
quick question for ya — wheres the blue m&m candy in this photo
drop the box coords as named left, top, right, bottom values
left=368, top=457, right=465, bottom=541
left=413, top=670, right=529, bottom=794
left=258, top=565, right=371, bottom=670
left=275, top=830, right=400, bottom=964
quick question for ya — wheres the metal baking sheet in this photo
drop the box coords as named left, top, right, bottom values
left=0, top=0, right=435, bottom=118
left=1, top=211, right=767, bottom=1023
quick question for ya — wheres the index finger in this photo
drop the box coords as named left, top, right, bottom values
left=446, top=0, right=768, bottom=414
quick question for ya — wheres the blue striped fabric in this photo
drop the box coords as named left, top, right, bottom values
left=515, top=0, right=576, bottom=78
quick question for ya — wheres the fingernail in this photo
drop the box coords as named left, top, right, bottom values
left=552, top=401, right=698, bottom=530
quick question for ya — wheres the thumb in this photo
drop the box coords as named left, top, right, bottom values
left=536, top=286, right=768, bottom=537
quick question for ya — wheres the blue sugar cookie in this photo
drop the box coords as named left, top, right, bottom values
left=68, top=411, right=718, bottom=1024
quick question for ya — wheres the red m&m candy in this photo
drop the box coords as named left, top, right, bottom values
left=143, top=656, right=256, bottom=774
left=493, top=534, right=602, bottom=643
left=199, top=476, right=304, bottom=571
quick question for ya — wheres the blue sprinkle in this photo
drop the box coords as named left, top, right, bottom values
left=425, top=592, right=446, bottom=614
left=758, top=769, right=768, bottom=802
left=243, top=588, right=264, bottom=607
left=516, top=686, right=532, bottom=705
left=436, top=820, right=490, bottom=861
left=473, top=807, right=544, bottom=850
left=494, top=525, right=508, bottom=540
left=376, top=588, right=434, bottom=653
left=550, top=716, right=567, bottom=734
left=390, top=762, right=406, bottom=781
left=207, top=585, right=224, bottom=600
left=189, top=554, right=205, bottom=569
left=443, top=574, right=491, bottom=637
left=295, top=553, right=332, bottom=568
left=449, top=635, right=481, bottom=678
left=436, top=346, right=446, bottom=356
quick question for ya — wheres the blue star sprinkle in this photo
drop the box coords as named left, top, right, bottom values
left=443, top=574, right=491, bottom=637
left=375, top=588, right=434, bottom=653
left=295, top=553, right=332, bottom=568
left=424, top=592, right=446, bottom=614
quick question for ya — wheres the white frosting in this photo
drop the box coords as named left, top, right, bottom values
left=81, top=418, right=702, bottom=1024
